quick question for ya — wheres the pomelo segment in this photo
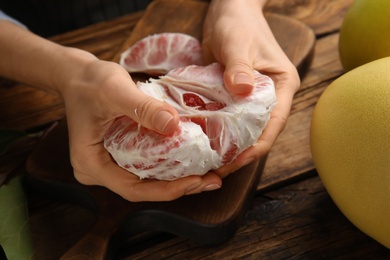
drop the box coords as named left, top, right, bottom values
left=105, top=63, right=276, bottom=180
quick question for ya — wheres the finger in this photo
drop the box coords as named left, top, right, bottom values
left=78, top=164, right=222, bottom=202
left=102, top=71, right=180, bottom=135
left=214, top=80, right=296, bottom=178
left=72, top=146, right=222, bottom=202
left=213, top=126, right=274, bottom=179
left=223, top=59, right=255, bottom=95
left=130, top=93, right=180, bottom=135
left=115, top=170, right=222, bottom=202
left=183, top=172, right=222, bottom=195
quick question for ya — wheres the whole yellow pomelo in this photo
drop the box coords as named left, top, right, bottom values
left=310, top=57, right=390, bottom=248
left=339, top=0, right=390, bottom=72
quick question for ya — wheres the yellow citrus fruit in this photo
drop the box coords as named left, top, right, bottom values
left=310, top=57, right=390, bottom=248
left=339, top=0, right=390, bottom=72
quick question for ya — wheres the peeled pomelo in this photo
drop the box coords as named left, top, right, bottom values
left=339, top=0, right=390, bottom=71
left=310, top=57, right=390, bottom=248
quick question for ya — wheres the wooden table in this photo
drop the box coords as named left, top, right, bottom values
left=1, top=0, right=390, bottom=258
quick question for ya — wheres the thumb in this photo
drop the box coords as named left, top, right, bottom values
left=124, top=88, right=180, bottom=135
left=223, top=60, right=255, bottom=95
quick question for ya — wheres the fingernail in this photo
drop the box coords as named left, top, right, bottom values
left=234, top=73, right=254, bottom=86
left=203, top=184, right=221, bottom=192
left=185, top=182, right=202, bottom=195
left=154, top=110, right=174, bottom=133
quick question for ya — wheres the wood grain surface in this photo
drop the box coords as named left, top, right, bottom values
left=112, top=0, right=209, bottom=63
left=26, top=119, right=266, bottom=259
left=118, top=176, right=390, bottom=259
left=1, top=0, right=389, bottom=258
left=24, top=1, right=315, bottom=258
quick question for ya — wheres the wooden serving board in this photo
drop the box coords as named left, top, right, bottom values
left=112, top=0, right=314, bottom=76
left=25, top=0, right=315, bottom=259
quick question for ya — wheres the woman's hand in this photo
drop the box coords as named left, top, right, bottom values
left=203, top=0, right=301, bottom=177
left=0, top=21, right=222, bottom=202
left=54, top=49, right=223, bottom=202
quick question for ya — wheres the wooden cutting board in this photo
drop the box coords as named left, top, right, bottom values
left=112, top=0, right=314, bottom=75
left=25, top=0, right=315, bottom=259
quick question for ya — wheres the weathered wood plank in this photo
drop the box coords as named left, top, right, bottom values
left=259, top=33, right=344, bottom=192
left=28, top=198, right=95, bottom=260
left=25, top=2, right=316, bottom=257
left=50, top=12, right=144, bottom=60
left=293, top=33, right=344, bottom=112
left=0, top=13, right=142, bottom=131
left=28, top=176, right=389, bottom=259
left=117, top=176, right=389, bottom=259
left=0, top=0, right=352, bottom=131
left=265, top=0, right=354, bottom=35
left=19, top=1, right=389, bottom=259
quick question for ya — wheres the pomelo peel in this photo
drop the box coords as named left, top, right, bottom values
left=311, top=57, right=390, bottom=248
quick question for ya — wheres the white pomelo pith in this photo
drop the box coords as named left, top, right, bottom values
left=105, top=63, right=276, bottom=180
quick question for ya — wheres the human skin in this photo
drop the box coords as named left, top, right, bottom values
left=0, top=21, right=223, bottom=201
left=0, top=0, right=299, bottom=201
left=203, top=0, right=300, bottom=177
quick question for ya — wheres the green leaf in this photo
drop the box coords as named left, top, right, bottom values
left=0, top=129, right=26, bottom=156
left=0, top=176, right=34, bottom=259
